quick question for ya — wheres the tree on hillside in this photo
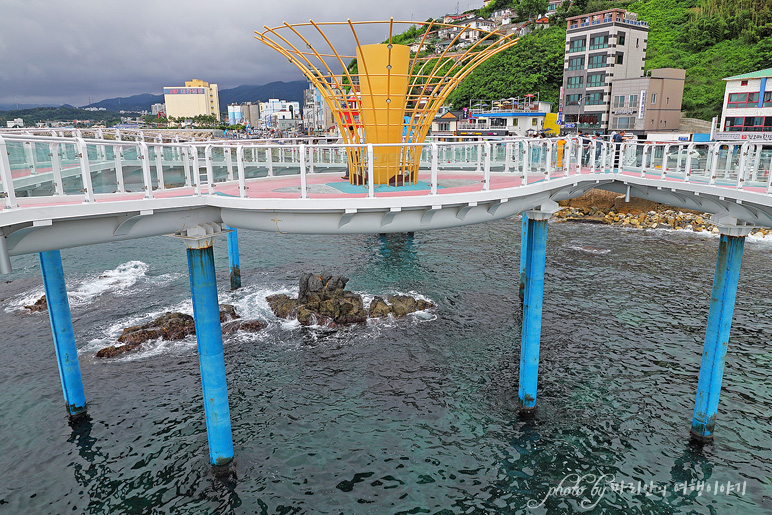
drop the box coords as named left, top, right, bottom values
left=516, top=0, right=549, bottom=20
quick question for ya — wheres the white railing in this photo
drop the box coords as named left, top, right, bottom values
left=1, top=133, right=770, bottom=210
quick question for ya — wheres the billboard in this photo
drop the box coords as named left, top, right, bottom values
left=163, top=88, right=206, bottom=95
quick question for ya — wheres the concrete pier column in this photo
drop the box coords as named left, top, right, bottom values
left=691, top=220, right=751, bottom=441
left=39, top=250, right=87, bottom=420
left=226, top=226, right=241, bottom=290
left=176, top=224, right=234, bottom=466
left=519, top=212, right=529, bottom=300
left=519, top=201, right=559, bottom=410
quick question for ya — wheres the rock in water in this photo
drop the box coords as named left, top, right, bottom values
left=266, top=294, right=298, bottom=318
left=388, top=295, right=418, bottom=317
left=24, top=295, right=47, bottom=312
left=221, top=319, right=266, bottom=334
left=219, top=304, right=239, bottom=322
left=95, top=343, right=141, bottom=358
left=368, top=296, right=392, bottom=318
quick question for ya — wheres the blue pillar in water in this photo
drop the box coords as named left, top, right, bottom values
left=225, top=226, right=241, bottom=290
left=186, top=244, right=234, bottom=466
left=519, top=214, right=549, bottom=410
left=519, top=212, right=529, bottom=300
left=39, top=250, right=87, bottom=419
left=691, top=233, right=746, bottom=440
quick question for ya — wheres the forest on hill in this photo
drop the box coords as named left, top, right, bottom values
left=446, top=0, right=772, bottom=120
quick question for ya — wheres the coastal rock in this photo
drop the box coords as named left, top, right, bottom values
left=267, top=273, right=434, bottom=326
left=219, top=304, right=239, bottom=322
left=95, top=343, right=141, bottom=358
left=24, top=295, right=47, bottom=312
left=221, top=319, right=266, bottom=334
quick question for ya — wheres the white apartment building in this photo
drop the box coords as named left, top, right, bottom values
left=719, top=67, right=772, bottom=137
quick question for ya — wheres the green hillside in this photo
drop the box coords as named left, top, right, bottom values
left=446, top=0, right=772, bottom=120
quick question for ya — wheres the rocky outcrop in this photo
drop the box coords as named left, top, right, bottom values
left=266, top=273, right=434, bottom=327
left=97, top=304, right=265, bottom=358
left=24, top=295, right=47, bottom=312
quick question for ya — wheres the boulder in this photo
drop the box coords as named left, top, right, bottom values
left=118, top=312, right=195, bottom=344
left=24, top=295, right=47, bottom=312
left=95, top=343, right=141, bottom=358
left=369, top=296, right=392, bottom=318
left=266, top=294, right=298, bottom=318
left=219, top=304, right=239, bottom=322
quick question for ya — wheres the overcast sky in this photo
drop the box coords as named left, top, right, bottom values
left=0, top=0, right=476, bottom=107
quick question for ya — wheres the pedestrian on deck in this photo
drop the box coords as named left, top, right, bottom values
left=613, top=130, right=625, bottom=169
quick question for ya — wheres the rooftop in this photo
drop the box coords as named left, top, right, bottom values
left=723, top=67, right=772, bottom=81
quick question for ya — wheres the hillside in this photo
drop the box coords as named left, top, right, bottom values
left=0, top=106, right=121, bottom=126
left=446, top=0, right=772, bottom=120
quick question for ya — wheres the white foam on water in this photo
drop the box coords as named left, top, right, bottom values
left=567, top=245, right=612, bottom=255
left=6, top=260, right=159, bottom=313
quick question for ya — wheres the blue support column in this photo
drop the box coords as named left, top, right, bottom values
left=519, top=212, right=529, bottom=300
left=691, top=232, right=746, bottom=440
left=39, top=250, right=87, bottom=419
left=184, top=234, right=234, bottom=466
left=518, top=202, right=558, bottom=410
left=225, top=226, right=241, bottom=290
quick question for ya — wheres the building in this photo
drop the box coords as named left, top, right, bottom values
left=718, top=67, right=772, bottom=138
left=151, top=103, right=166, bottom=116
left=303, top=85, right=336, bottom=135
left=608, top=68, right=685, bottom=135
left=6, top=118, right=24, bottom=128
left=163, top=79, right=221, bottom=121
left=455, top=97, right=558, bottom=138
left=259, top=98, right=300, bottom=128
left=430, top=110, right=464, bottom=139
left=560, top=9, right=649, bottom=132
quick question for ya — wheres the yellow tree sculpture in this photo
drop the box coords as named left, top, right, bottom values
left=255, top=19, right=519, bottom=186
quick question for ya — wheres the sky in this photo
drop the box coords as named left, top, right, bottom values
left=0, top=0, right=475, bottom=107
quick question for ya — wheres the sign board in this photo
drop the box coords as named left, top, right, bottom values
left=612, top=108, right=636, bottom=115
left=163, top=88, right=206, bottom=95
left=564, top=123, right=576, bottom=128
left=714, top=132, right=772, bottom=141
left=638, top=90, right=646, bottom=119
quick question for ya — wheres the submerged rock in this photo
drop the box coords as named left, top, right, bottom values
left=95, top=343, right=141, bottom=358
left=221, top=319, right=266, bottom=335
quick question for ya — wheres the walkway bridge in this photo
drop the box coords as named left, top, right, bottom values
left=2, top=129, right=771, bottom=467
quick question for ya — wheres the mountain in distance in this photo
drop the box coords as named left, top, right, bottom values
left=0, top=103, right=59, bottom=111
left=83, top=80, right=308, bottom=113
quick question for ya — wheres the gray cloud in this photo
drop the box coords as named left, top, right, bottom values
left=0, top=0, right=470, bottom=106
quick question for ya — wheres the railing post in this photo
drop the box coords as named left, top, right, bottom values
left=24, top=141, right=37, bottom=175
left=267, top=147, right=274, bottom=177
left=138, top=142, right=154, bottom=199
left=299, top=144, right=307, bottom=199
left=75, top=137, right=94, bottom=202
left=736, top=142, right=749, bottom=189
left=662, top=144, right=671, bottom=179
left=431, top=143, right=439, bottom=195
left=191, top=147, right=202, bottom=196
left=367, top=143, right=375, bottom=198
left=113, top=145, right=125, bottom=193
left=0, top=136, right=19, bottom=208
left=50, top=142, right=64, bottom=195
left=225, top=147, right=234, bottom=181
left=684, top=143, right=695, bottom=183
left=766, top=152, right=772, bottom=194
left=483, top=141, right=491, bottom=191
left=236, top=146, right=246, bottom=198
left=504, top=141, right=512, bottom=173
left=545, top=139, right=553, bottom=178
left=204, top=145, right=214, bottom=195
left=521, top=141, right=530, bottom=185
left=691, top=222, right=751, bottom=441
left=182, top=146, right=192, bottom=187
left=475, top=142, right=482, bottom=173
left=709, top=143, right=720, bottom=185
left=39, top=250, right=87, bottom=420
left=154, top=145, right=165, bottom=190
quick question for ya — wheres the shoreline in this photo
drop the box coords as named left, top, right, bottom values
left=554, top=189, right=770, bottom=237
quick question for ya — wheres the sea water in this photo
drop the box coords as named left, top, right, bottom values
left=0, top=219, right=770, bottom=513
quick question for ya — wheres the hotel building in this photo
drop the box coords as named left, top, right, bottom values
left=163, top=79, right=221, bottom=121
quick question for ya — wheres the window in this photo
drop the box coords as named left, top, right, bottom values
left=727, top=92, right=760, bottom=108
left=568, top=57, right=585, bottom=70
left=764, top=92, right=772, bottom=107
left=629, top=94, right=638, bottom=106
left=723, top=116, right=772, bottom=132
left=569, top=38, right=586, bottom=53
left=588, top=55, right=606, bottom=69
left=584, top=92, right=604, bottom=105
left=532, top=118, right=538, bottom=126
left=589, top=35, right=609, bottom=50
left=741, top=80, right=748, bottom=86
left=615, top=53, right=624, bottom=65
left=650, top=93, right=657, bottom=104
left=615, top=116, right=633, bottom=129
left=614, top=95, right=625, bottom=108
left=567, top=76, right=583, bottom=89
left=586, top=74, right=605, bottom=88
left=566, top=94, right=582, bottom=106
left=618, top=32, right=626, bottom=45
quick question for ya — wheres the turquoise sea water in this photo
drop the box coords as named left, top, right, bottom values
left=0, top=219, right=771, bottom=513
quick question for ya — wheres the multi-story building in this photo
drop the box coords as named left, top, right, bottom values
left=163, top=79, right=220, bottom=121
left=560, top=9, right=649, bottom=131
left=718, top=67, right=772, bottom=137
left=259, top=98, right=301, bottom=128
left=455, top=97, right=558, bottom=138
left=608, top=68, right=685, bottom=135
left=303, top=85, right=337, bottom=135
left=150, top=103, right=166, bottom=116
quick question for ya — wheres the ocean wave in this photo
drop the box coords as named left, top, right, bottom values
left=567, top=245, right=611, bottom=255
